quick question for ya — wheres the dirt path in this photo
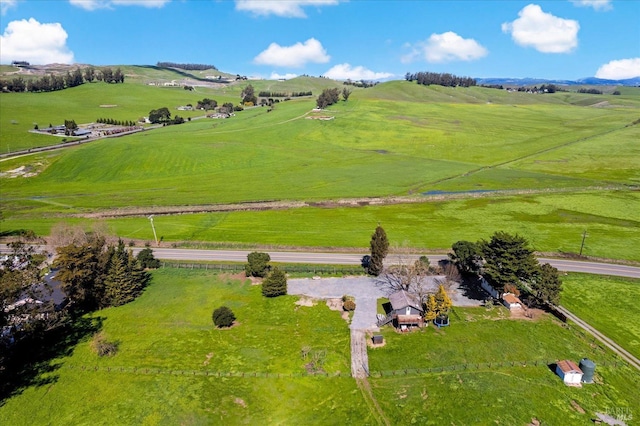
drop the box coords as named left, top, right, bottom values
left=24, top=185, right=626, bottom=219
left=351, top=329, right=369, bottom=378
left=356, top=377, right=390, bottom=426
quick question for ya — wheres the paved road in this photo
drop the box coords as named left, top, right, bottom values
left=2, top=246, right=639, bottom=278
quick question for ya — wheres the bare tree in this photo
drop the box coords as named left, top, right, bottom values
left=374, top=255, right=439, bottom=303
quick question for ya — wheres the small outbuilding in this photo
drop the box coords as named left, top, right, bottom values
left=502, top=293, right=523, bottom=311
left=388, top=290, right=424, bottom=330
left=556, top=360, right=583, bottom=386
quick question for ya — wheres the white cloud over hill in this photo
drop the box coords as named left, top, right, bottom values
left=254, top=38, right=330, bottom=67
left=323, top=63, right=392, bottom=80
left=595, top=58, right=640, bottom=79
left=0, top=18, right=74, bottom=64
left=502, top=4, right=579, bottom=53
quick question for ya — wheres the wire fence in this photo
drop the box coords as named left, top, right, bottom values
left=64, top=358, right=624, bottom=379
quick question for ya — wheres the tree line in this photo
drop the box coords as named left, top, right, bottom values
left=342, top=79, right=378, bottom=88
left=258, top=91, right=312, bottom=98
left=96, top=118, right=137, bottom=126
left=156, top=62, right=217, bottom=71
left=0, top=67, right=124, bottom=93
left=404, top=71, right=476, bottom=87
left=149, top=107, right=185, bottom=125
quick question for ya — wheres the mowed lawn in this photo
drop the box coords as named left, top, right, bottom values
left=368, top=307, right=640, bottom=425
left=0, top=269, right=372, bottom=425
left=561, top=273, right=640, bottom=359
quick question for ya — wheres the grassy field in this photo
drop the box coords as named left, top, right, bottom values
left=2, top=78, right=639, bottom=262
left=368, top=306, right=640, bottom=425
left=0, top=269, right=372, bottom=425
left=1, top=269, right=638, bottom=425
left=3, top=190, right=638, bottom=261
left=561, top=273, right=640, bottom=359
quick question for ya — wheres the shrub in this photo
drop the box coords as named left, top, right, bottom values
left=212, top=306, right=236, bottom=328
left=245, top=251, right=271, bottom=277
left=343, top=299, right=356, bottom=311
left=137, top=247, right=160, bottom=269
left=262, top=267, right=287, bottom=297
left=90, top=332, right=118, bottom=357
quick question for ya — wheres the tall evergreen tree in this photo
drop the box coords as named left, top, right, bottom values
left=367, top=225, right=389, bottom=276
left=261, top=267, right=287, bottom=297
left=434, top=284, right=452, bottom=314
left=530, top=263, right=562, bottom=306
left=481, top=232, right=539, bottom=293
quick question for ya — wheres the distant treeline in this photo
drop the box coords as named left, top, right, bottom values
left=577, top=88, right=603, bottom=95
left=405, top=71, right=476, bottom=87
left=11, top=61, right=30, bottom=67
left=480, top=84, right=504, bottom=90
left=514, top=84, right=567, bottom=94
left=157, top=62, right=217, bottom=71
left=343, top=80, right=378, bottom=88
left=258, top=91, right=312, bottom=98
left=0, top=67, right=124, bottom=93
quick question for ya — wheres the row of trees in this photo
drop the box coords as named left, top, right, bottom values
left=96, top=118, right=137, bottom=126
left=0, top=67, right=124, bottom=93
left=257, top=91, right=312, bottom=98
left=404, top=72, right=476, bottom=88
left=157, top=62, right=216, bottom=71
left=449, top=232, right=562, bottom=307
left=343, top=79, right=378, bottom=88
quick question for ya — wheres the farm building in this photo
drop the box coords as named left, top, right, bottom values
left=502, top=293, right=523, bottom=310
left=556, top=360, right=584, bottom=385
left=386, top=290, right=424, bottom=330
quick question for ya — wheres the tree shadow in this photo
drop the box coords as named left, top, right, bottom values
left=0, top=316, right=104, bottom=405
left=456, top=275, right=490, bottom=302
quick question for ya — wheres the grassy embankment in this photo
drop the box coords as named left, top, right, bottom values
left=562, top=273, right=640, bottom=359
left=1, top=81, right=638, bottom=260
left=1, top=269, right=638, bottom=425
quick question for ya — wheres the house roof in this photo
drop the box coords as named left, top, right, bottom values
left=557, top=360, right=582, bottom=374
left=388, top=290, right=422, bottom=311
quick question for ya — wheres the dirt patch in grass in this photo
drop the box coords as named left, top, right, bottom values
left=99, top=104, right=118, bottom=108
left=295, top=296, right=316, bottom=307
left=234, top=397, right=247, bottom=408
left=326, top=298, right=343, bottom=311
left=570, top=400, right=585, bottom=414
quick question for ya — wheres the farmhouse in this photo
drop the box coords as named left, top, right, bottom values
left=387, top=290, right=424, bottom=330
left=556, top=360, right=584, bottom=386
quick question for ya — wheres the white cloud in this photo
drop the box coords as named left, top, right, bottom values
left=502, top=4, right=579, bottom=53
left=270, top=72, right=298, bottom=80
left=595, top=58, right=640, bottom=79
left=0, top=18, right=74, bottom=64
left=323, top=63, right=393, bottom=81
left=1, top=0, right=19, bottom=15
left=69, top=0, right=170, bottom=11
left=254, top=38, right=330, bottom=68
left=235, top=0, right=338, bottom=18
left=570, top=0, right=612, bottom=11
left=403, top=31, right=488, bottom=64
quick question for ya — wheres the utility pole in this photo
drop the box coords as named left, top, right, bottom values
left=579, top=229, right=588, bottom=256
left=148, top=215, right=159, bottom=246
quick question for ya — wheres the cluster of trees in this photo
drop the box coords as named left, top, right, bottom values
left=449, top=231, right=562, bottom=307
left=405, top=72, right=476, bottom=87
left=424, top=285, right=452, bottom=322
left=241, top=85, right=257, bottom=105
left=315, top=87, right=351, bottom=108
left=0, top=67, right=124, bottom=93
left=480, top=84, right=504, bottom=90
left=244, top=252, right=287, bottom=297
left=54, top=236, right=151, bottom=311
left=257, top=91, right=312, bottom=98
left=196, top=98, right=217, bottom=110
left=578, top=88, right=603, bottom=95
left=96, top=118, right=137, bottom=126
left=157, top=62, right=216, bottom=70
left=149, top=107, right=185, bottom=125
left=11, top=61, right=29, bottom=67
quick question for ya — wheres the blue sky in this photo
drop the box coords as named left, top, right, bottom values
left=1, top=0, right=639, bottom=80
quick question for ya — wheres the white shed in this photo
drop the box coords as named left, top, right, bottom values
left=556, top=360, right=583, bottom=385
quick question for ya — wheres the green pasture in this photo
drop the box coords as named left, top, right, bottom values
left=1, top=269, right=638, bottom=425
left=0, top=81, right=239, bottom=152
left=561, top=273, right=640, bottom=359
left=368, top=306, right=640, bottom=425
left=0, top=269, right=371, bottom=425
left=3, top=191, right=638, bottom=261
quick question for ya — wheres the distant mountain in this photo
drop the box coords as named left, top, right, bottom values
left=476, top=76, right=640, bottom=87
